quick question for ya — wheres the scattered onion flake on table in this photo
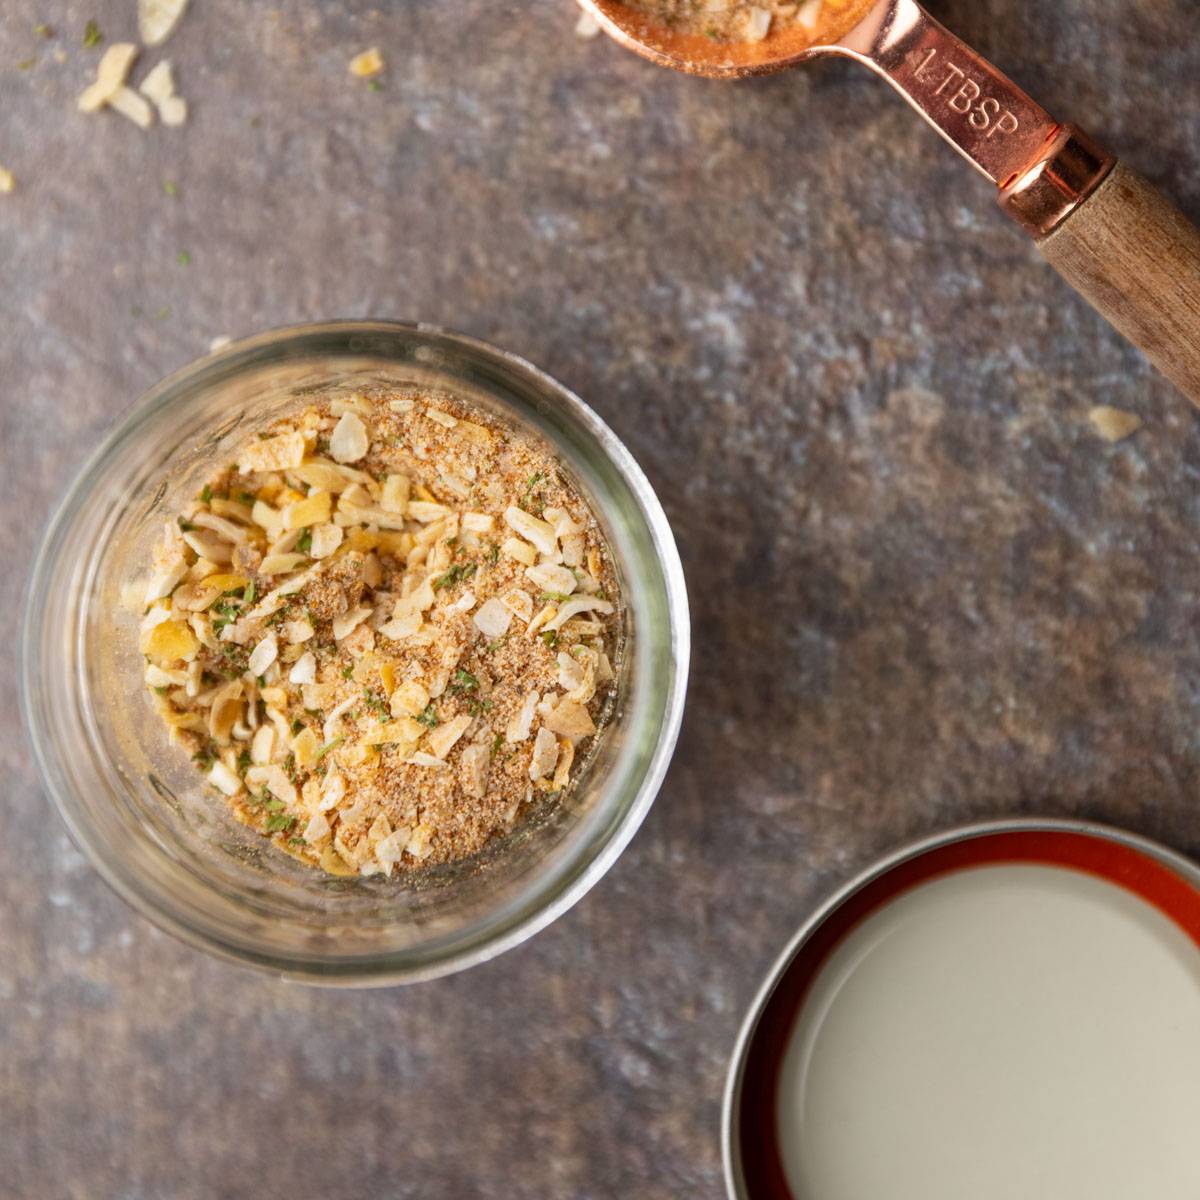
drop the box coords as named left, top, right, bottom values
left=130, top=389, right=621, bottom=878
left=626, top=0, right=856, bottom=42
left=78, top=41, right=189, bottom=129
left=140, top=0, right=191, bottom=47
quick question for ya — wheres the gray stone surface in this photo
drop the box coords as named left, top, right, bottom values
left=3, top=1, right=1200, bottom=1196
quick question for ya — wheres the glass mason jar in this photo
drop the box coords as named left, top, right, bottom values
left=22, top=322, right=689, bottom=985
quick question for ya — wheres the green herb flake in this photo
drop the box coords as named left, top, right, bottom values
left=313, top=736, right=344, bottom=763
left=362, top=689, right=391, bottom=721
left=296, top=527, right=313, bottom=554
left=452, top=668, right=480, bottom=693
left=200, top=484, right=212, bottom=503
left=416, top=703, right=439, bottom=729
left=265, top=812, right=296, bottom=834
left=367, top=79, right=383, bottom=92
left=540, top=591, right=573, bottom=603
left=177, top=249, right=192, bottom=267
left=341, top=664, right=354, bottom=680
left=236, top=749, right=251, bottom=775
left=82, top=19, right=102, bottom=47
left=290, top=717, right=304, bottom=735
left=34, top=23, right=52, bottom=38
left=432, top=561, right=477, bottom=591
left=237, top=490, right=256, bottom=503
left=541, top=629, right=559, bottom=649
left=162, top=179, right=177, bottom=197
left=17, top=58, right=36, bottom=71
left=242, top=580, right=256, bottom=605
left=492, top=732, right=504, bottom=754
left=177, top=516, right=195, bottom=532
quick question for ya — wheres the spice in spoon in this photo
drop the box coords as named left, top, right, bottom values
left=623, top=0, right=857, bottom=43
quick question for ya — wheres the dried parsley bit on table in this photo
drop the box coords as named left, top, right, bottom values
left=130, top=388, right=620, bottom=878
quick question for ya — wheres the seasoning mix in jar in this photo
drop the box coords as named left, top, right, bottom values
left=132, top=386, right=621, bottom=880
left=25, top=322, right=689, bottom=982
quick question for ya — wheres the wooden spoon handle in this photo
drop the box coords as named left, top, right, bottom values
left=1037, top=163, right=1200, bottom=403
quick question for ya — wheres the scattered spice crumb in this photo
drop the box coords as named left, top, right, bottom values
left=17, top=58, right=37, bottom=71
left=163, top=178, right=178, bottom=196
left=137, top=59, right=187, bottom=126
left=77, top=42, right=138, bottom=114
left=177, top=249, right=192, bottom=266
left=349, top=47, right=384, bottom=78
left=110, top=85, right=155, bottom=128
left=575, top=11, right=602, bottom=38
left=367, top=79, right=383, bottom=92
left=1088, top=406, right=1142, bottom=443
left=139, top=58, right=189, bottom=125
left=79, top=46, right=188, bottom=131
left=83, top=19, right=103, bottom=48
left=209, top=334, right=232, bottom=353
left=0, top=166, right=15, bottom=194
left=139, top=0, right=191, bottom=48
left=139, top=59, right=174, bottom=104
left=159, top=94, right=188, bottom=125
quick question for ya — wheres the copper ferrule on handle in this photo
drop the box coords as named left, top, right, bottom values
left=999, top=124, right=1115, bottom=237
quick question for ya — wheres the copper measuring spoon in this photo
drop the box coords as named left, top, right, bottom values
left=579, top=0, right=1200, bottom=402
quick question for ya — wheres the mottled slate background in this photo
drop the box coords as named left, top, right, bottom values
left=3, top=1, right=1200, bottom=1196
